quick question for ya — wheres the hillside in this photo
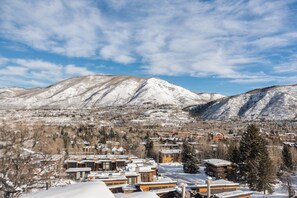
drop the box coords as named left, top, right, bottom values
left=0, top=75, right=224, bottom=109
left=190, top=84, right=297, bottom=121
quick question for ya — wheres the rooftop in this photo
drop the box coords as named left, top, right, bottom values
left=114, top=192, right=158, bottom=198
left=160, top=149, right=181, bottom=154
left=196, top=179, right=239, bottom=188
left=203, top=159, right=232, bottom=167
left=22, top=181, right=114, bottom=198
left=66, top=167, right=91, bottom=173
left=214, top=190, right=253, bottom=198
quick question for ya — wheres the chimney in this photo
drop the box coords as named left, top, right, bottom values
left=182, top=183, right=186, bottom=198
left=206, top=177, right=212, bottom=198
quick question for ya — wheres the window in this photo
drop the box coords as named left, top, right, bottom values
left=141, top=173, right=151, bottom=182
left=103, top=162, right=110, bottom=170
left=128, top=177, right=136, bottom=185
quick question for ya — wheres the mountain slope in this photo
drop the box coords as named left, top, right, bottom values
left=190, top=84, right=297, bottom=120
left=0, top=75, right=224, bottom=109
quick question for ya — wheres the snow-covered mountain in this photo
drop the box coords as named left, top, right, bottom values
left=0, top=75, right=224, bottom=109
left=191, top=84, right=297, bottom=120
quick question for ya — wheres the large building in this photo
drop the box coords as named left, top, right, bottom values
left=203, top=159, right=236, bottom=180
left=64, top=154, right=133, bottom=172
left=159, top=149, right=181, bottom=163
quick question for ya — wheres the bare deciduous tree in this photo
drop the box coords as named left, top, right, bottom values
left=0, top=122, right=56, bottom=198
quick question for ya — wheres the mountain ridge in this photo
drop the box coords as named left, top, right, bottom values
left=190, top=84, right=297, bottom=121
left=0, top=75, right=224, bottom=109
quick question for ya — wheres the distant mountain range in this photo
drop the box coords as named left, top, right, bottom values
left=2, top=75, right=296, bottom=121
left=0, top=75, right=224, bottom=109
left=190, top=84, right=297, bottom=121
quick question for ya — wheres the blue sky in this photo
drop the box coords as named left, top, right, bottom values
left=1, top=0, right=297, bottom=95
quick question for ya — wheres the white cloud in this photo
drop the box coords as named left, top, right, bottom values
left=0, top=0, right=103, bottom=57
left=65, top=65, right=95, bottom=76
left=0, top=58, right=96, bottom=87
left=0, top=57, right=9, bottom=65
left=273, top=54, right=297, bottom=74
left=1, top=0, right=297, bottom=83
left=0, top=66, right=28, bottom=76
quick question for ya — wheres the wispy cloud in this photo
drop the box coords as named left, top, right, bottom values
left=0, top=58, right=95, bottom=87
left=1, top=0, right=297, bottom=84
left=273, top=54, right=297, bottom=74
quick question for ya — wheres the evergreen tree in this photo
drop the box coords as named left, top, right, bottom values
left=145, top=138, right=154, bottom=158
left=182, top=140, right=199, bottom=173
left=228, top=143, right=240, bottom=164
left=282, top=145, right=293, bottom=171
left=239, top=124, right=274, bottom=194
left=145, top=132, right=155, bottom=159
left=257, top=147, right=274, bottom=194
left=227, top=142, right=240, bottom=181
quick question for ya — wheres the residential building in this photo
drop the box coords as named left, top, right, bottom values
left=203, top=159, right=236, bottom=180
left=159, top=149, right=181, bottom=163
left=208, top=132, right=224, bottom=141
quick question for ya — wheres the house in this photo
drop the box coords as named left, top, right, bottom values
left=172, top=132, right=191, bottom=139
left=203, top=159, right=236, bottom=180
left=86, top=157, right=177, bottom=196
left=65, top=167, right=91, bottom=180
left=64, top=154, right=133, bottom=171
left=159, top=149, right=181, bottom=163
left=208, top=132, right=224, bottom=141
left=138, top=166, right=156, bottom=182
left=279, top=133, right=296, bottom=142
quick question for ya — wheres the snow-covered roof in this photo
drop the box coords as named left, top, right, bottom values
left=137, top=180, right=177, bottom=185
left=114, top=192, right=158, bottom=198
left=99, top=176, right=127, bottom=182
left=112, top=147, right=118, bottom=152
left=137, top=177, right=176, bottom=185
left=209, top=131, right=222, bottom=135
left=125, top=172, right=139, bottom=177
left=203, top=159, right=232, bottom=167
left=283, top=142, right=296, bottom=146
left=21, top=181, right=114, bottom=198
left=160, top=149, right=181, bottom=154
left=64, top=159, right=77, bottom=163
left=66, top=167, right=91, bottom=173
left=214, top=190, right=253, bottom=198
left=151, top=187, right=177, bottom=194
left=118, top=147, right=124, bottom=152
left=80, top=160, right=94, bottom=163
left=195, top=179, right=239, bottom=188
left=139, top=167, right=154, bottom=173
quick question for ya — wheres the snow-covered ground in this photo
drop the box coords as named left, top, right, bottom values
left=158, top=163, right=209, bottom=184
left=158, top=163, right=293, bottom=197
left=244, top=180, right=288, bottom=198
